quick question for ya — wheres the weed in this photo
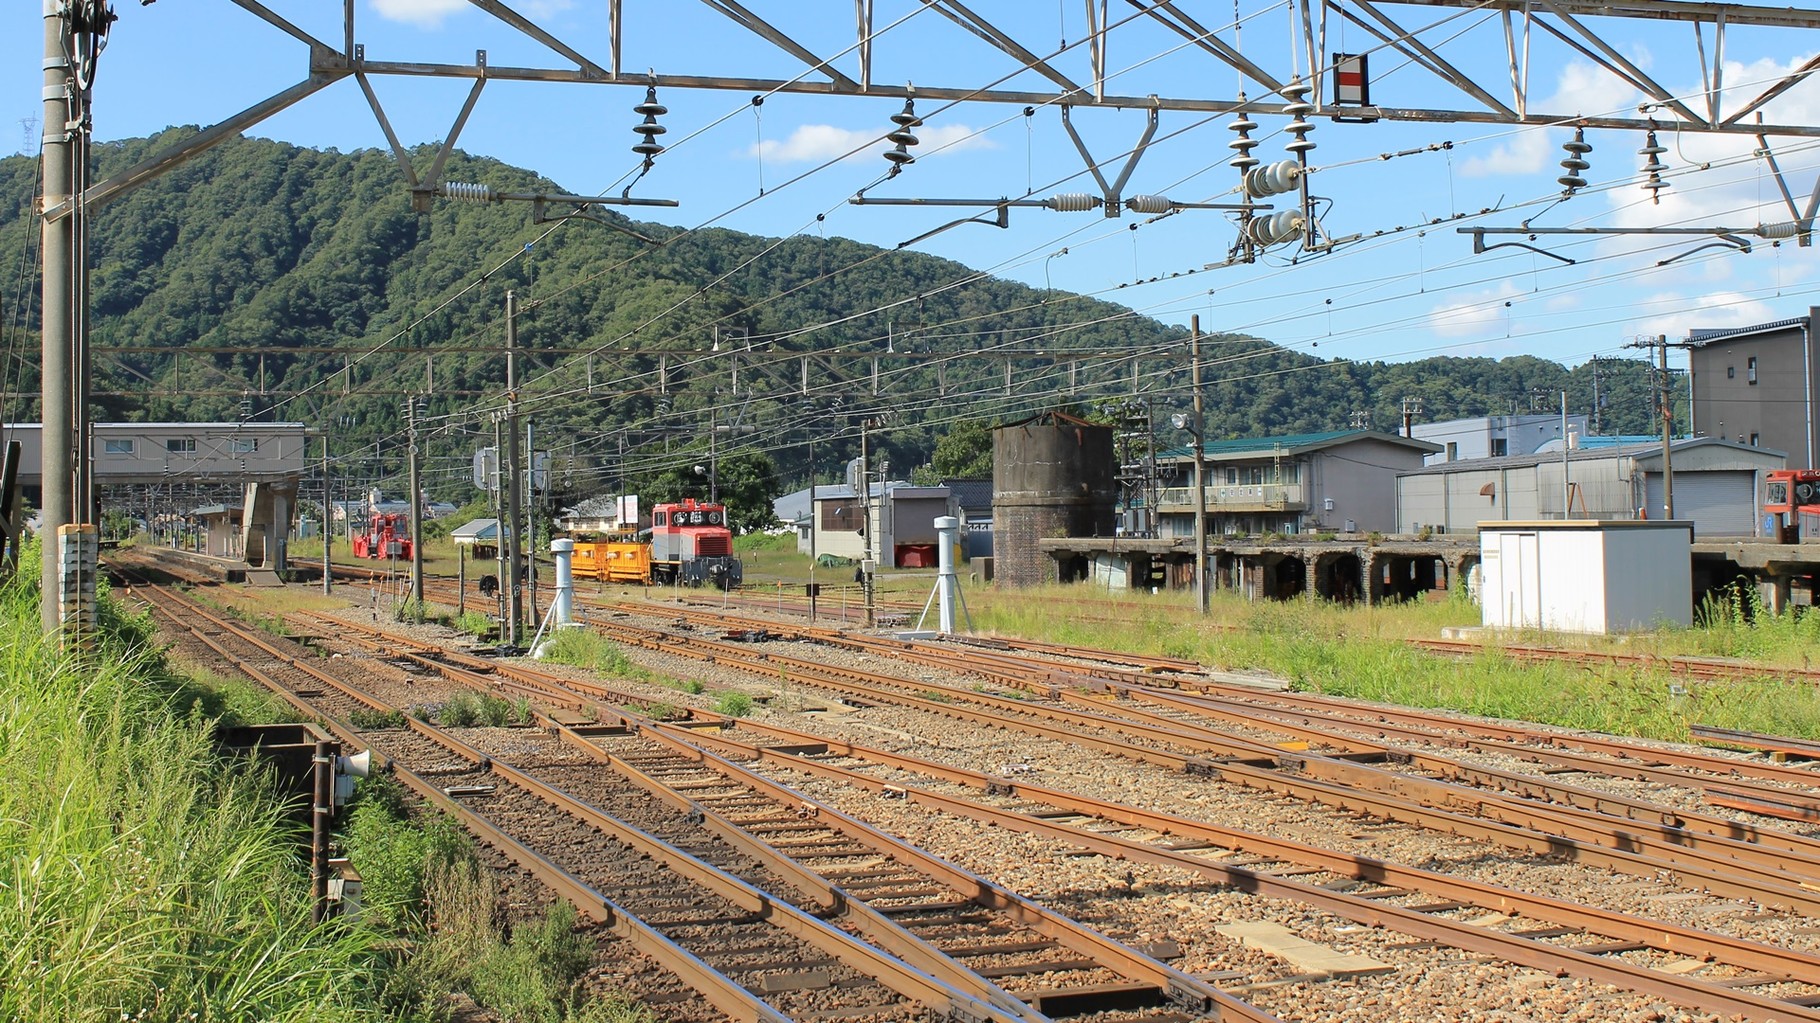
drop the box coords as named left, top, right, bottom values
left=351, top=706, right=409, bottom=730
left=440, top=690, right=482, bottom=727
left=714, top=691, right=755, bottom=717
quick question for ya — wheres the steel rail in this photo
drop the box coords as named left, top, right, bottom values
left=117, top=580, right=791, bottom=1023
left=574, top=613, right=1820, bottom=914
left=296, top=610, right=1269, bottom=1022
left=1412, top=637, right=1820, bottom=685
left=131, top=581, right=1027, bottom=1023
left=1691, top=724, right=1820, bottom=760
left=313, top=630, right=1098, bottom=1023
left=662, top=716, right=1820, bottom=1022
left=631, top=599, right=1820, bottom=798
left=541, top=714, right=1267, bottom=1022
left=288, top=604, right=1820, bottom=1021
left=621, top=603, right=1820, bottom=846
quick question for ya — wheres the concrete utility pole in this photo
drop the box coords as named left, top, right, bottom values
left=860, top=418, right=876, bottom=628
left=321, top=421, right=332, bottom=595
left=1626, top=333, right=1683, bottom=519
left=505, top=291, right=524, bottom=647
left=1190, top=316, right=1209, bottom=616
left=40, top=1, right=104, bottom=635
left=1658, top=335, right=1675, bottom=520
left=405, top=394, right=424, bottom=621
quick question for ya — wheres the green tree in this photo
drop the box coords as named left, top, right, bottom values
left=641, top=448, right=782, bottom=534
left=932, top=420, right=994, bottom=479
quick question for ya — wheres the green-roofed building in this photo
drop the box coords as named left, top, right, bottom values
left=1154, top=429, right=1440, bottom=538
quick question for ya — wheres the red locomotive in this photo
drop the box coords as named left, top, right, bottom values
left=571, top=498, right=741, bottom=588
left=351, top=510, right=414, bottom=559
left=1763, top=469, right=1820, bottom=542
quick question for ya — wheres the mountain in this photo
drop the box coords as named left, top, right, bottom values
left=0, top=132, right=1669, bottom=505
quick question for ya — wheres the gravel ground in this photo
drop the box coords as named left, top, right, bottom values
left=258, top=587, right=1820, bottom=1021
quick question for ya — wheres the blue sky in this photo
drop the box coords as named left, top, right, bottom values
left=10, top=1, right=1820, bottom=380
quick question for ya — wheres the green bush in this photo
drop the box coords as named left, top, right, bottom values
left=441, top=690, right=482, bottom=727
left=351, top=706, right=409, bottom=730
left=340, top=786, right=469, bottom=934
left=714, top=691, right=754, bottom=717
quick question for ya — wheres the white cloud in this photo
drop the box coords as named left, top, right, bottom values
left=1634, top=290, right=1779, bottom=339
left=749, top=123, right=996, bottom=163
left=1460, top=61, right=1644, bottom=178
left=371, top=0, right=468, bottom=29
left=1427, top=281, right=1526, bottom=338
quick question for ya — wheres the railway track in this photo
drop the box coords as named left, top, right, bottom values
left=281, top=602, right=1820, bottom=1021
left=118, top=577, right=1056, bottom=1023
left=620, top=600, right=1820, bottom=821
left=293, top=611, right=1275, bottom=1023
left=574, top=606, right=1820, bottom=913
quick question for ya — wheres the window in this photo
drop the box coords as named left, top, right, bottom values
left=1727, top=366, right=1736, bottom=379
left=1490, top=439, right=1508, bottom=456
left=1748, top=356, right=1758, bottom=384
left=103, top=439, right=133, bottom=455
left=1750, top=433, right=1760, bottom=446
left=229, top=438, right=257, bottom=453
left=165, top=437, right=196, bottom=454
left=653, top=511, right=667, bottom=527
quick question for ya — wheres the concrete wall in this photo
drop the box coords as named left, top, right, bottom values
left=1690, top=311, right=1818, bottom=466
left=3, top=422, right=311, bottom=484
left=1312, top=438, right=1421, bottom=533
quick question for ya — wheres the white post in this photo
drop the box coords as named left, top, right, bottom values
left=551, top=537, right=575, bottom=626
left=935, top=515, right=959, bottom=634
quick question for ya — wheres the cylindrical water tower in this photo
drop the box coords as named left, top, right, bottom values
left=992, top=411, right=1117, bottom=587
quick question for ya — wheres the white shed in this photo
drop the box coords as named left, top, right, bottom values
left=1478, top=520, right=1693, bottom=634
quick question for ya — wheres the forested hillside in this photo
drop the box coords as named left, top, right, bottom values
left=0, top=132, right=1668, bottom=506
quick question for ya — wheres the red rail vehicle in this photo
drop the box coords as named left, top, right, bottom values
left=351, top=510, right=413, bottom=560
left=571, top=498, right=742, bottom=588
left=1763, top=469, right=1820, bottom=543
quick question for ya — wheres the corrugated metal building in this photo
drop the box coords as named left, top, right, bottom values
left=1396, top=438, right=1785, bottom=538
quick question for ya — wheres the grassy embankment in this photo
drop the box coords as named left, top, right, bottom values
left=0, top=545, right=650, bottom=1022
left=966, top=580, right=1820, bottom=743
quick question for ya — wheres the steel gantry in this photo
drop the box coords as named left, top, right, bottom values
left=34, top=0, right=1820, bottom=630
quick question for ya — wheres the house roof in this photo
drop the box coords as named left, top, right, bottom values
left=1160, top=429, right=1441, bottom=462
left=943, top=478, right=993, bottom=511
left=1687, top=315, right=1811, bottom=346
left=1397, top=436, right=1782, bottom=477
left=450, top=518, right=502, bottom=542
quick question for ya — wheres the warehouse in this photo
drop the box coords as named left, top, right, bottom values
left=1395, top=438, right=1785, bottom=539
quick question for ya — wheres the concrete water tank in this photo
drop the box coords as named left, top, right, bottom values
left=992, top=412, right=1117, bottom=586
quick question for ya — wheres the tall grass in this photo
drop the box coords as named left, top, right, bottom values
left=971, top=584, right=1820, bottom=742
left=0, top=543, right=391, bottom=1023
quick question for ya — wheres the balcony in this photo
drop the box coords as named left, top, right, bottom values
left=1157, top=483, right=1306, bottom=512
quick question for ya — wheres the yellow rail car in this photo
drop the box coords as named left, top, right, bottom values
left=572, top=539, right=652, bottom=584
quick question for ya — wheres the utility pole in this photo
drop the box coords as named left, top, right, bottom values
left=1560, top=391, right=1571, bottom=518
left=526, top=420, right=538, bottom=627
left=807, top=425, right=818, bottom=622
left=1626, top=333, right=1684, bottom=519
left=860, top=417, right=876, bottom=628
left=1190, top=315, right=1209, bottom=616
left=1400, top=396, right=1423, bottom=438
left=1658, top=336, right=1674, bottom=519
left=321, top=420, right=332, bottom=595
left=504, top=291, right=524, bottom=647
left=39, top=2, right=102, bottom=636
left=493, top=415, right=506, bottom=632
left=405, top=394, right=425, bottom=620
